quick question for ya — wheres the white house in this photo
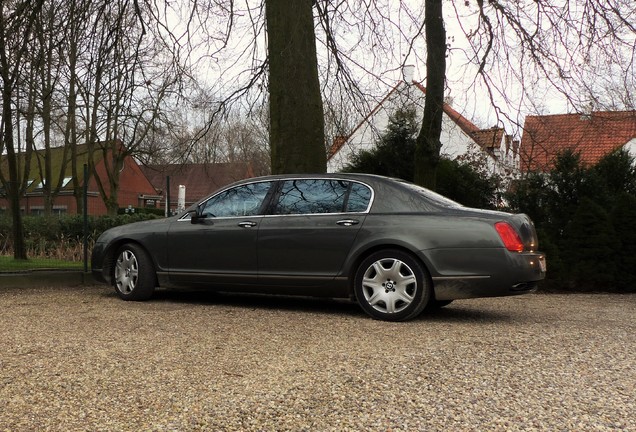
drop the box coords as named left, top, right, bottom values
left=326, top=79, right=519, bottom=179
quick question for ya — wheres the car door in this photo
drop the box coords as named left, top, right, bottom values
left=257, top=179, right=372, bottom=287
left=167, top=181, right=274, bottom=286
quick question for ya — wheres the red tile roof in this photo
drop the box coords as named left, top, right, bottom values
left=520, top=110, right=636, bottom=172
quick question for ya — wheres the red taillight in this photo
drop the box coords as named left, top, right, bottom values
left=494, top=222, right=524, bottom=252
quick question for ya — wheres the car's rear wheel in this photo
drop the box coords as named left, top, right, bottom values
left=354, top=249, right=430, bottom=321
left=113, top=243, right=156, bottom=301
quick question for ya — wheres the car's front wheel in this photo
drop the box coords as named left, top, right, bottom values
left=354, top=249, right=430, bottom=321
left=424, top=299, right=453, bottom=312
left=113, top=243, right=156, bottom=301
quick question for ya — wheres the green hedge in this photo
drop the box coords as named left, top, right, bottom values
left=506, top=149, right=636, bottom=292
left=0, top=213, right=162, bottom=260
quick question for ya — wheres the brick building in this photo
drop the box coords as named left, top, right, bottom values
left=0, top=144, right=160, bottom=215
left=141, top=162, right=255, bottom=214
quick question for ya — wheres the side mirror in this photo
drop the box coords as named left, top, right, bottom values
left=190, top=206, right=204, bottom=224
left=190, top=208, right=214, bottom=224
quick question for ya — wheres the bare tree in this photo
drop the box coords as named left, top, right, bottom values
left=72, top=0, right=180, bottom=215
left=0, top=0, right=46, bottom=259
left=414, top=0, right=445, bottom=188
left=184, top=1, right=633, bottom=181
left=266, top=0, right=326, bottom=173
left=449, top=1, right=636, bottom=124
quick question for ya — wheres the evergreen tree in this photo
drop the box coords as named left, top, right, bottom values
left=436, top=158, right=499, bottom=209
left=342, top=107, right=418, bottom=181
left=611, top=193, right=636, bottom=292
left=343, top=107, right=500, bottom=208
left=546, top=150, right=588, bottom=236
left=561, top=197, right=618, bottom=290
left=506, top=173, right=551, bottom=233
left=593, top=149, right=636, bottom=207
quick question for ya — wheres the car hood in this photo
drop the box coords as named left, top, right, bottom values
left=95, top=217, right=173, bottom=243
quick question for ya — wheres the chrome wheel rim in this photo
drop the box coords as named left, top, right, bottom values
left=115, top=250, right=139, bottom=294
left=361, top=258, right=417, bottom=314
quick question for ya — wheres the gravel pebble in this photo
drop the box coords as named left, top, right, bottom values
left=1, top=286, right=634, bottom=431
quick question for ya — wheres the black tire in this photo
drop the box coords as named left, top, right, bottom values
left=354, top=249, right=431, bottom=321
left=425, top=299, right=453, bottom=312
left=112, top=243, right=156, bottom=301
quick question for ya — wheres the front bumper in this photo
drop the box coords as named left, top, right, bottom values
left=90, top=242, right=109, bottom=284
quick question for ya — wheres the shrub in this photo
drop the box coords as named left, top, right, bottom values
left=508, top=149, right=636, bottom=291
left=0, top=213, right=161, bottom=261
left=560, top=197, right=618, bottom=290
left=611, top=193, right=636, bottom=291
left=342, top=107, right=501, bottom=208
left=436, top=158, right=500, bottom=209
left=341, top=107, right=418, bottom=181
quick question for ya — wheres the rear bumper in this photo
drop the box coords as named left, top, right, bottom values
left=427, top=250, right=546, bottom=301
left=433, top=277, right=539, bottom=301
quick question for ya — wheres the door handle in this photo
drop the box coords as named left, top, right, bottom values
left=238, top=221, right=257, bottom=228
left=336, top=219, right=359, bottom=227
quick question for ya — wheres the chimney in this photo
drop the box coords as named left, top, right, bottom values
left=580, top=102, right=594, bottom=120
left=402, top=64, right=415, bottom=84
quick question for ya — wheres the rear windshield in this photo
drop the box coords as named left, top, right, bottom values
left=397, top=181, right=463, bottom=209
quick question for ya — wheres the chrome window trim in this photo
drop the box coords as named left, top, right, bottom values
left=177, top=179, right=276, bottom=221
left=178, top=177, right=375, bottom=221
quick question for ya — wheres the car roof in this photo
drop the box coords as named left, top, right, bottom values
left=201, top=173, right=464, bottom=213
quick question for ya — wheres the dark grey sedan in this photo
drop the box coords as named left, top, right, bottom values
left=91, top=174, right=546, bottom=321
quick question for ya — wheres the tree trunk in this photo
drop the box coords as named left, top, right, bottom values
left=266, top=0, right=326, bottom=174
left=414, top=0, right=446, bottom=189
left=2, top=94, right=27, bottom=260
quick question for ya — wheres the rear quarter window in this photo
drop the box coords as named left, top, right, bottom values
left=346, top=182, right=372, bottom=212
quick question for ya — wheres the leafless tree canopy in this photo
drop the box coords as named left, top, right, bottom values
left=449, top=0, right=635, bottom=129
left=144, top=0, right=633, bottom=161
left=2, top=0, right=634, bottom=255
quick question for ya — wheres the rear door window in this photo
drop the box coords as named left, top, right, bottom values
left=275, top=179, right=348, bottom=214
left=273, top=179, right=372, bottom=215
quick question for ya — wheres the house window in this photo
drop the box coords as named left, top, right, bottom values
left=29, top=206, right=68, bottom=216
left=30, top=206, right=45, bottom=216
left=53, top=206, right=68, bottom=215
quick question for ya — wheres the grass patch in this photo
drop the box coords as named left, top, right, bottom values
left=0, top=255, right=85, bottom=272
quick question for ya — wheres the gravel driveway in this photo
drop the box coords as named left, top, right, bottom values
left=1, top=285, right=634, bottom=431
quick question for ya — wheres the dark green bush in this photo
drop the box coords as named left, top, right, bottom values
left=507, top=148, right=636, bottom=292
left=0, top=213, right=161, bottom=259
left=341, top=107, right=418, bottom=181
left=342, top=107, right=501, bottom=209
left=611, top=193, right=636, bottom=291
left=560, top=197, right=618, bottom=289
